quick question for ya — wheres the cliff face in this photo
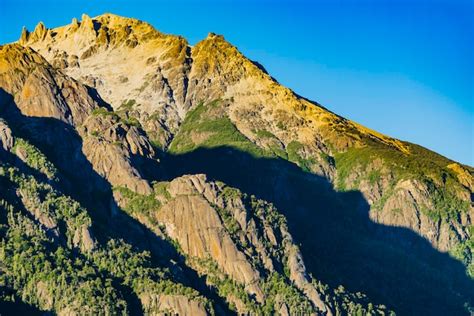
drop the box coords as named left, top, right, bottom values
left=0, top=43, right=155, bottom=195
left=114, top=174, right=333, bottom=314
left=0, top=13, right=472, bottom=315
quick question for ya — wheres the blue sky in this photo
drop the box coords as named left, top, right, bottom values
left=1, top=0, right=473, bottom=165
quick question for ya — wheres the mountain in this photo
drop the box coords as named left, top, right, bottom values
left=0, top=13, right=472, bottom=315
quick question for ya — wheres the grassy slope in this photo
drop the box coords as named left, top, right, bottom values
left=168, top=100, right=268, bottom=158
left=334, top=138, right=473, bottom=277
left=168, top=100, right=317, bottom=172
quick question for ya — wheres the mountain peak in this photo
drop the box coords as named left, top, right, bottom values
left=17, top=12, right=163, bottom=50
left=15, top=13, right=410, bottom=156
left=80, top=13, right=94, bottom=31
left=206, top=32, right=225, bottom=41
left=93, top=12, right=136, bottom=23
left=19, top=26, right=29, bottom=44
left=29, top=21, right=48, bottom=42
left=2, top=12, right=473, bottom=316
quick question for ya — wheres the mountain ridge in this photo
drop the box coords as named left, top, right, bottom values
left=0, top=13, right=472, bottom=315
left=16, top=13, right=415, bottom=155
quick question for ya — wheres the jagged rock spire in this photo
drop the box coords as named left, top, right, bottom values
left=19, top=26, right=29, bottom=44
left=81, top=14, right=94, bottom=31
left=70, top=17, right=79, bottom=31
left=29, top=21, right=47, bottom=42
left=34, top=21, right=46, bottom=36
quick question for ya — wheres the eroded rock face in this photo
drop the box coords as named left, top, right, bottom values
left=124, top=174, right=330, bottom=314
left=22, top=14, right=192, bottom=141
left=0, top=119, right=13, bottom=153
left=0, top=44, right=155, bottom=196
left=0, top=44, right=97, bottom=126
left=337, top=146, right=473, bottom=254
left=18, top=186, right=58, bottom=231
left=158, top=177, right=265, bottom=301
left=79, top=114, right=154, bottom=194
left=139, top=293, right=208, bottom=316
left=369, top=178, right=473, bottom=252
left=72, top=224, right=95, bottom=252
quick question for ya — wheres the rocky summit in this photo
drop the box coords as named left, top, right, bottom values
left=0, top=13, right=472, bottom=315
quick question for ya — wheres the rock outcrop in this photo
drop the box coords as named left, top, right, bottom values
left=0, top=119, right=13, bottom=153
left=0, top=44, right=155, bottom=195
left=139, top=293, right=208, bottom=316
left=117, top=174, right=331, bottom=314
left=158, top=176, right=265, bottom=302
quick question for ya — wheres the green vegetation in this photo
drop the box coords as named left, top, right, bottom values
left=220, top=185, right=242, bottom=200
left=118, top=99, right=136, bottom=111
left=92, top=104, right=142, bottom=129
left=286, top=140, right=316, bottom=172
left=13, top=138, right=58, bottom=181
left=335, top=139, right=461, bottom=190
left=156, top=185, right=317, bottom=314
left=91, top=107, right=120, bottom=120
left=113, top=186, right=161, bottom=221
left=416, top=184, right=470, bottom=223
left=1, top=166, right=90, bottom=248
left=368, top=169, right=381, bottom=185
left=168, top=100, right=268, bottom=158
left=264, top=274, right=314, bottom=314
left=249, top=195, right=286, bottom=229
left=334, top=140, right=469, bottom=220
left=88, top=239, right=210, bottom=310
left=219, top=185, right=286, bottom=261
left=215, top=205, right=240, bottom=236
left=319, top=152, right=335, bottom=166
left=261, top=273, right=314, bottom=314
left=268, top=143, right=288, bottom=159
left=191, top=257, right=258, bottom=313
left=168, top=100, right=323, bottom=172
left=0, top=165, right=127, bottom=314
left=189, top=257, right=316, bottom=315
left=253, top=129, right=275, bottom=139
left=251, top=129, right=289, bottom=159
left=0, top=209, right=127, bottom=314
left=168, top=100, right=319, bottom=171
left=450, top=226, right=474, bottom=278
left=313, top=282, right=392, bottom=316
left=187, top=187, right=387, bottom=315
left=276, top=121, right=286, bottom=130
left=152, top=181, right=171, bottom=199
left=121, top=116, right=141, bottom=128
left=0, top=139, right=395, bottom=315
left=331, top=136, right=473, bottom=289
left=1, top=88, right=469, bottom=314
left=0, top=159, right=212, bottom=315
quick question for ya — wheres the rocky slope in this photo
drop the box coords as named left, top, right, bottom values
left=0, top=114, right=381, bottom=315
left=0, top=13, right=472, bottom=315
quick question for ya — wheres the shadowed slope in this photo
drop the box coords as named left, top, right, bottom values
left=158, top=145, right=474, bottom=315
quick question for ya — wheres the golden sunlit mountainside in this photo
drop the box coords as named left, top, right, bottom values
left=0, top=13, right=472, bottom=315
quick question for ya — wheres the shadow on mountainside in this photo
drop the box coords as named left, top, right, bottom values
left=0, top=89, right=234, bottom=315
left=1, top=88, right=473, bottom=315
left=157, top=146, right=474, bottom=315
left=0, top=300, right=44, bottom=316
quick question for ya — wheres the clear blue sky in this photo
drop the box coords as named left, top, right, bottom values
left=1, top=0, right=473, bottom=165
